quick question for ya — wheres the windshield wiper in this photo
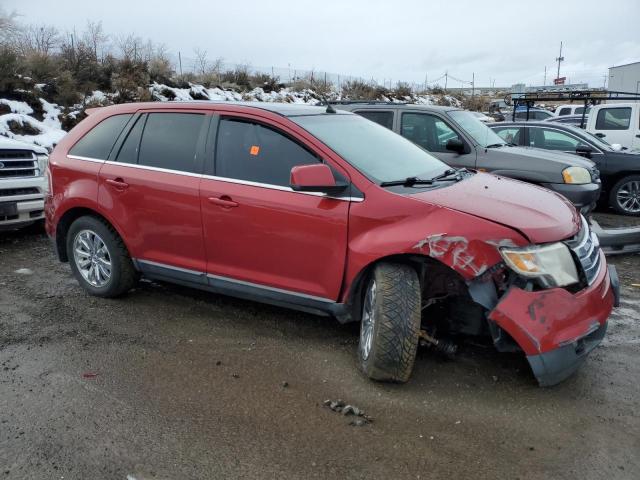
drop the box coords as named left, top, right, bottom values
left=380, top=169, right=464, bottom=187
left=485, top=143, right=506, bottom=148
left=380, top=176, right=435, bottom=187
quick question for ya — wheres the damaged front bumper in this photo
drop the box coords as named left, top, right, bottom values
left=487, top=252, right=618, bottom=386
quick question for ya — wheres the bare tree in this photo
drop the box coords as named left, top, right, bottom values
left=17, top=24, right=60, bottom=56
left=116, top=33, right=144, bottom=61
left=193, top=47, right=208, bottom=76
left=82, top=20, right=108, bottom=61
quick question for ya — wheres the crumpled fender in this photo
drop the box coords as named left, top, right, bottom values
left=340, top=199, right=528, bottom=303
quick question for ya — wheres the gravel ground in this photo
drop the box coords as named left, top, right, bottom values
left=0, top=214, right=639, bottom=480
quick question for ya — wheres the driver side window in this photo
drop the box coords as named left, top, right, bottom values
left=401, top=113, right=462, bottom=152
left=215, top=118, right=321, bottom=187
left=528, top=127, right=581, bottom=151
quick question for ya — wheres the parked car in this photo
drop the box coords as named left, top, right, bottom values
left=491, top=121, right=640, bottom=215
left=510, top=108, right=554, bottom=121
left=544, top=114, right=589, bottom=127
left=586, top=103, right=640, bottom=152
left=335, top=103, right=601, bottom=214
left=555, top=105, right=591, bottom=117
left=46, top=102, right=618, bottom=386
left=0, top=137, right=49, bottom=230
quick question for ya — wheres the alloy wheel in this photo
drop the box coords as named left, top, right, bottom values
left=73, top=229, right=112, bottom=287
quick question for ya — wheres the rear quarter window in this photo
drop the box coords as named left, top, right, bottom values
left=355, top=111, right=394, bottom=130
left=69, top=114, right=133, bottom=160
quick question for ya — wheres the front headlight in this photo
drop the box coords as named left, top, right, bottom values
left=36, top=153, right=49, bottom=173
left=500, top=242, right=579, bottom=288
left=562, top=166, right=591, bottom=184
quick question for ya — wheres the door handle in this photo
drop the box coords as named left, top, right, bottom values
left=105, top=178, right=129, bottom=190
left=207, top=195, right=238, bottom=208
left=595, top=133, right=605, bottom=138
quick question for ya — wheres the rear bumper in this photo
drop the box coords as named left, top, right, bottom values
left=488, top=253, right=617, bottom=386
left=541, top=182, right=601, bottom=213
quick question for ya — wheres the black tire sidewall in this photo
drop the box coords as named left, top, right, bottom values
left=66, top=216, right=125, bottom=297
left=610, top=175, right=640, bottom=216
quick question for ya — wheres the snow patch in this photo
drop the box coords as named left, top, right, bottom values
left=0, top=99, right=34, bottom=115
left=0, top=113, right=66, bottom=150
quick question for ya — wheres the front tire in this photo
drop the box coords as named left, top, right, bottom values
left=66, top=216, right=137, bottom=297
left=609, top=175, right=640, bottom=215
left=358, top=262, right=421, bottom=383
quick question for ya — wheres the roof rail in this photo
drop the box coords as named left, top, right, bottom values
left=327, top=100, right=412, bottom=105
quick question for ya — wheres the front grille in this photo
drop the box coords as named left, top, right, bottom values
left=0, top=150, right=38, bottom=179
left=0, top=187, right=39, bottom=197
left=565, top=216, right=601, bottom=286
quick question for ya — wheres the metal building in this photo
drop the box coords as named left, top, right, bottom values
left=608, top=61, right=640, bottom=95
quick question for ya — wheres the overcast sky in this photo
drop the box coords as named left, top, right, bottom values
left=5, top=0, right=639, bottom=88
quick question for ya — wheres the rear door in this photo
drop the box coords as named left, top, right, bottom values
left=399, top=112, right=476, bottom=169
left=199, top=112, right=350, bottom=301
left=98, top=110, right=210, bottom=276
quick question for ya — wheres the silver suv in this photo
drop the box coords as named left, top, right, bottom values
left=0, top=137, right=49, bottom=230
left=334, top=103, right=601, bottom=214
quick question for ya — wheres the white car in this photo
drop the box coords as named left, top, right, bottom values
left=555, top=104, right=591, bottom=116
left=586, top=103, right=640, bottom=152
left=0, top=137, right=49, bottom=230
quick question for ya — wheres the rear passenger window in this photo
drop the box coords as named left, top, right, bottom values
left=69, top=114, right=132, bottom=160
left=138, top=113, right=205, bottom=173
left=356, top=111, right=394, bottom=130
left=595, top=108, right=631, bottom=130
left=215, top=119, right=319, bottom=186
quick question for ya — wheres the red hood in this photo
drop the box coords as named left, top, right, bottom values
left=411, top=173, right=580, bottom=243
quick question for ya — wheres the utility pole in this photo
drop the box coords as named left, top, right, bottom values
left=555, top=41, right=564, bottom=82
left=603, top=74, right=608, bottom=89
left=424, top=72, right=428, bottom=92
left=543, top=66, right=547, bottom=86
left=178, top=51, right=183, bottom=79
left=444, top=71, right=448, bottom=92
left=471, top=72, right=475, bottom=99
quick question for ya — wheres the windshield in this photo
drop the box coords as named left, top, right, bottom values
left=291, top=114, right=448, bottom=183
left=447, top=110, right=506, bottom=147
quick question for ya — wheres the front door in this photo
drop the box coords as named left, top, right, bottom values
left=98, top=111, right=210, bottom=274
left=399, top=112, right=476, bottom=169
left=200, top=115, right=350, bottom=300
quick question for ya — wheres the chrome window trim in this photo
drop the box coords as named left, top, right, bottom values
left=67, top=154, right=106, bottom=163
left=200, top=174, right=363, bottom=202
left=135, top=258, right=335, bottom=303
left=69, top=156, right=364, bottom=202
left=103, top=160, right=202, bottom=178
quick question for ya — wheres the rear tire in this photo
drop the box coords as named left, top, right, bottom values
left=357, top=262, right=421, bottom=383
left=609, top=175, right=640, bottom=216
left=66, top=216, right=137, bottom=297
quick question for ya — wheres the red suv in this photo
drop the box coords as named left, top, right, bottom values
left=45, top=102, right=619, bottom=386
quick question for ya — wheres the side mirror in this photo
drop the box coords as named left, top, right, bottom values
left=290, top=164, right=347, bottom=195
left=575, top=144, right=593, bottom=158
left=445, top=138, right=465, bottom=154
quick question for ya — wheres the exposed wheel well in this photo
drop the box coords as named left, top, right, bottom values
left=55, top=208, right=121, bottom=262
left=345, top=254, right=467, bottom=323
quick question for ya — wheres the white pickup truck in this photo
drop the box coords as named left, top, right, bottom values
left=0, top=137, right=49, bottom=230
left=586, top=103, right=640, bottom=151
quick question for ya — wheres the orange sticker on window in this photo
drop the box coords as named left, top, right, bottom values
left=250, top=145, right=260, bottom=156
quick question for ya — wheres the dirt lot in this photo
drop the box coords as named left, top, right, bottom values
left=1, top=215, right=639, bottom=480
